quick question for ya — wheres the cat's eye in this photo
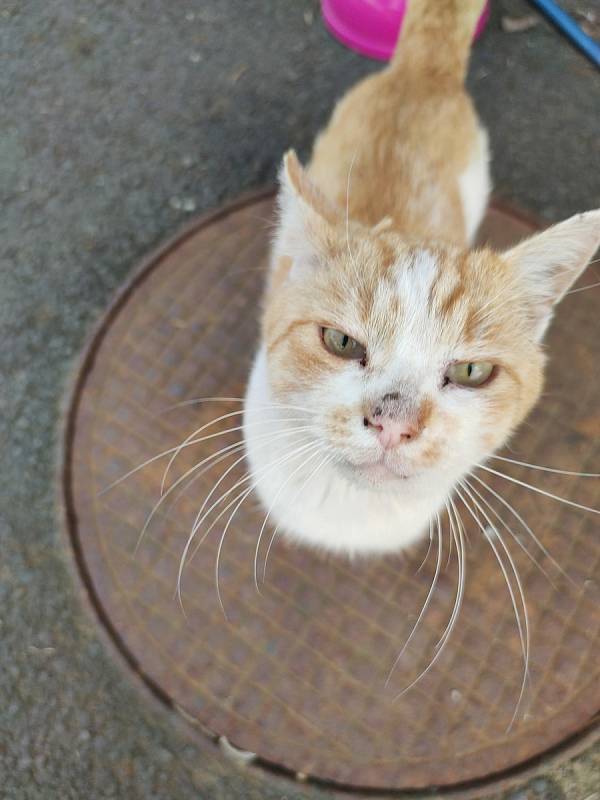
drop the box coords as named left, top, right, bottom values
left=321, top=327, right=366, bottom=362
left=445, top=361, right=495, bottom=388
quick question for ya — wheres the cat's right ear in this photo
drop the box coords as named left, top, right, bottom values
left=271, top=150, right=340, bottom=284
left=503, top=210, right=600, bottom=341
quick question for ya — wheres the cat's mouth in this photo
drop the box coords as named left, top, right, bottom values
left=344, top=457, right=417, bottom=486
left=362, top=463, right=411, bottom=482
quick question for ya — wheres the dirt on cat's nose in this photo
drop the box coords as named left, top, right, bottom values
left=363, top=390, right=425, bottom=448
left=364, top=413, right=420, bottom=449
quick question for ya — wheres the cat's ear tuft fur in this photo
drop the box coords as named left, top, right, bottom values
left=504, top=210, right=600, bottom=341
left=272, top=151, right=340, bottom=282
left=281, top=150, right=340, bottom=225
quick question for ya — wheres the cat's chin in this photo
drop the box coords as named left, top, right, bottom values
left=341, top=459, right=417, bottom=489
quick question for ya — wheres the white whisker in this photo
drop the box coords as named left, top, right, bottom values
left=477, top=464, right=600, bottom=516
left=417, top=519, right=434, bottom=574
left=345, top=148, right=360, bottom=276
left=433, top=501, right=464, bottom=652
left=161, top=396, right=247, bottom=412
left=566, top=279, right=600, bottom=295
left=160, top=413, right=308, bottom=495
left=261, top=451, right=335, bottom=585
left=159, top=441, right=247, bottom=516
left=99, top=440, right=208, bottom=496
left=186, top=429, right=314, bottom=555
left=469, top=472, right=575, bottom=587
left=214, top=441, right=324, bottom=619
left=465, top=477, right=556, bottom=587
left=458, top=482, right=529, bottom=731
left=252, top=447, right=328, bottom=593
left=176, top=438, right=320, bottom=612
left=385, top=513, right=443, bottom=687
left=393, top=504, right=465, bottom=700
left=445, top=509, right=454, bottom=570
left=136, top=426, right=311, bottom=560
left=133, top=441, right=247, bottom=556
left=160, top=408, right=253, bottom=495
left=99, top=409, right=307, bottom=496
left=490, top=454, right=600, bottom=478
left=163, top=397, right=313, bottom=414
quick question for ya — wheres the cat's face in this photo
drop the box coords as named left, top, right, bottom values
left=264, top=222, right=545, bottom=493
left=261, top=153, right=599, bottom=493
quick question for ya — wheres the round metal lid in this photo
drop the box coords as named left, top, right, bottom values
left=63, top=191, right=600, bottom=795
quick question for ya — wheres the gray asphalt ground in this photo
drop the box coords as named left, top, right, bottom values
left=1, top=0, right=599, bottom=798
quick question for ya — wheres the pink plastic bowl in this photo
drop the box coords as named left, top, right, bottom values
left=322, top=0, right=490, bottom=61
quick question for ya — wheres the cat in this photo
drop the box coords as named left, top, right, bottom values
left=243, top=0, right=600, bottom=556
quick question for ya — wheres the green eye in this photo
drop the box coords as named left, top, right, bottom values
left=445, top=361, right=495, bottom=387
left=321, top=327, right=366, bottom=362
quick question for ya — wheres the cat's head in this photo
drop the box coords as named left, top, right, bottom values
left=262, top=151, right=600, bottom=491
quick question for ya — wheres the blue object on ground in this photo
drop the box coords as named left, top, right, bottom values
left=529, top=0, right=600, bottom=69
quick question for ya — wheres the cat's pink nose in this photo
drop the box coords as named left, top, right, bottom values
left=365, top=416, right=419, bottom=449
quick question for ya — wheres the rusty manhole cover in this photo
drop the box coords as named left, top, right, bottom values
left=63, top=191, right=600, bottom=795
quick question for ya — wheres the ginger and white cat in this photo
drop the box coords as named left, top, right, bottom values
left=244, top=0, right=600, bottom=555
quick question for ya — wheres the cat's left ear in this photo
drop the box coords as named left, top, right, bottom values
left=280, top=150, right=340, bottom=226
left=503, top=210, right=600, bottom=341
left=272, top=150, right=340, bottom=281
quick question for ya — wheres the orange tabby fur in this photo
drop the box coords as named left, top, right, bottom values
left=309, top=0, right=487, bottom=243
left=244, top=0, right=600, bottom=555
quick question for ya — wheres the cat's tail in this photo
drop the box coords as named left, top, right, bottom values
left=390, top=0, right=486, bottom=84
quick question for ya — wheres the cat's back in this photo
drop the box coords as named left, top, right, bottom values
left=308, top=0, right=490, bottom=246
